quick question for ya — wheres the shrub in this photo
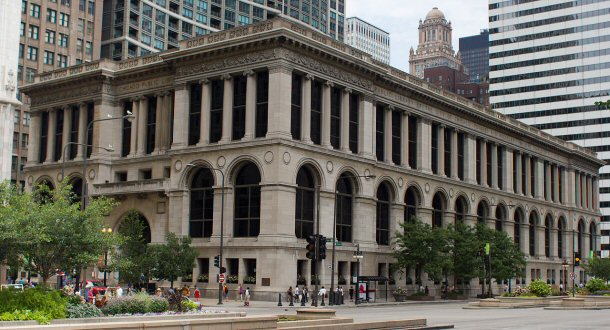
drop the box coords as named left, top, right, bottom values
left=181, top=299, right=198, bottom=312
left=66, top=303, right=103, bottom=319
left=410, top=291, right=427, bottom=297
left=243, top=276, right=256, bottom=284
left=198, top=274, right=209, bottom=283
left=0, top=310, right=51, bottom=325
left=0, top=287, right=66, bottom=321
left=586, top=278, right=608, bottom=294
left=148, top=296, right=169, bottom=313
left=101, top=293, right=169, bottom=315
left=528, top=280, right=552, bottom=297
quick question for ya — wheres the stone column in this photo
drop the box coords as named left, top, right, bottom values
left=417, top=118, right=432, bottom=173
left=504, top=147, right=513, bottom=193
left=360, top=96, right=374, bottom=158
left=384, top=106, right=393, bottom=164
left=61, top=107, right=71, bottom=162
left=153, top=94, right=163, bottom=153
left=27, top=112, right=41, bottom=164
left=244, top=70, right=256, bottom=140
left=593, top=177, right=599, bottom=210
left=588, top=175, right=593, bottom=209
left=514, top=151, right=522, bottom=195
left=575, top=171, right=581, bottom=208
left=464, top=133, right=477, bottom=184
left=451, top=129, right=459, bottom=180
left=524, top=155, right=531, bottom=197
left=128, top=98, right=139, bottom=157
left=401, top=112, right=409, bottom=168
left=220, top=74, right=233, bottom=143
left=480, top=140, right=487, bottom=187
left=172, top=84, right=189, bottom=149
left=321, top=81, right=332, bottom=148
left=371, top=102, right=377, bottom=157
left=137, top=97, right=148, bottom=156
left=162, top=92, right=172, bottom=151
left=341, top=88, right=351, bottom=152
left=550, top=228, right=558, bottom=258
left=545, top=163, right=552, bottom=202
left=536, top=224, right=545, bottom=257
left=45, top=110, right=56, bottom=163
left=199, top=79, right=211, bottom=146
left=521, top=222, right=530, bottom=256
left=301, top=74, right=313, bottom=143
left=437, top=125, right=445, bottom=176
left=553, top=165, right=560, bottom=204
left=536, top=159, right=545, bottom=200
left=505, top=219, right=515, bottom=240
left=267, top=65, right=292, bottom=139
left=490, top=143, right=498, bottom=189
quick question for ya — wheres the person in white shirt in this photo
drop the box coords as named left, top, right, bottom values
left=116, top=285, right=123, bottom=297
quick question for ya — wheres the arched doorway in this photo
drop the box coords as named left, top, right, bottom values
left=477, top=200, right=490, bottom=226
left=544, top=214, right=552, bottom=258
left=514, top=208, right=524, bottom=248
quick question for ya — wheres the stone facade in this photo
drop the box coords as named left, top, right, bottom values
left=22, top=17, right=603, bottom=300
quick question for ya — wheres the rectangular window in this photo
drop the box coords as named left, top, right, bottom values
left=30, top=3, right=40, bottom=18
left=486, top=143, right=492, bottom=186
left=408, top=117, right=417, bottom=169
left=530, top=157, right=536, bottom=197
left=255, top=71, right=269, bottom=138
left=54, top=110, right=64, bottom=162
left=26, top=46, right=38, bottom=61
left=349, top=94, right=359, bottom=154
left=45, top=30, right=55, bottom=44
left=521, top=156, right=527, bottom=195
left=513, top=153, right=519, bottom=194
left=391, top=111, right=401, bottom=165
left=431, top=124, right=438, bottom=175
left=188, top=84, right=202, bottom=146
left=310, top=80, right=322, bottom=145
left=20, top=23, right=25, bottom=36
left=209, top=79, right=223, bottom=143
left=498, top=146, right=504, bottom=190
left=28, top=25, right=39, bottom=40
left=543, top=161, right=548, bottom=200
left=25, top=67, right=36, bottom=83
left=58, top=33, right=69, bottom=47
left=121, top=103, right=132, bottom=157
left=43, top=51, right=54, bottom=65
left=58, top=54, right=68, bottom=68
left=69, top=106, right=79, bottom=159
left=22, top=112, right=30, bottom=127
left=39, top=112, right=48, bottom=163
left=559, top=167, right=563, bottom=204
left=146, top=96, right=156, bottom=154
left=59, top=13, right=70, bottom=27
left=19, top=44, right=24, bottom=59
left=330, top=87, right=341, bottom=149
left=475, top=139, right=481, bottom=184
left=22, top=0, right=27, bottom=14
left=375, top=105, right=385, bottom=161
left=444, top=128, right=451, bottom=177
left=551, top=164, right=556, bottom=202
left=47, top=9, right=57, bottom=22
left=457, top=132, right=464, bottom=180
left=291, top=74, right=302, bottom=140
left=232, top=75, right=247, bottom=140
left=85, top=41, right=92, bottom=55
left=86, top=103, right=93, bottom=158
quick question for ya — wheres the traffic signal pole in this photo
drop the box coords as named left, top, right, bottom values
left=314, top=185, right=321, bottom=307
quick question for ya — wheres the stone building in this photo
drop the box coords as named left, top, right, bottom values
left=22, top=17, right=602, bottom=299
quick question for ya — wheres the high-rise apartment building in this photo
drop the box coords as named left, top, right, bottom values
left=0, top=0, right=22, bottom=182
left=409, top=7, right=464, bottom=79
left=345, top=17, right=390, bottom=65
left=101, top=0, right=346, bottom=60
left=489, top=0, right=606, bottom=256
left=17, top=0, right=103, bottom=186
left=459, top=29, right=489, bottom=82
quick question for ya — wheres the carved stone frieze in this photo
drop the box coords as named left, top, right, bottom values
left=30, top=84, right=103, bottom=106
left=176, top=50, right=278, bottom=77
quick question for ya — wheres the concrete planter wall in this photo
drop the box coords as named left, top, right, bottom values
left=406, top=295, right=435, bottom=301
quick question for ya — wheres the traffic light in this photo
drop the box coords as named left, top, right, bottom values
left=306, top=235, right=317, bottom=260
left=214, top=255, right=220, bottom=268
left=318, top=236, right=327, bottom=260
left=575, top=252, right=581, bottom=267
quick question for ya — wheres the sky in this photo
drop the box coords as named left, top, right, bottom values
left=346, top=0, right=489, bottom=71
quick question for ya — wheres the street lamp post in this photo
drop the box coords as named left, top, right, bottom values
left=572, top=229, right=576, bottom=297
left=186, top=163, right=225, bottom=305
left=329, top=174, right=375, bottom=306
left=101, top=227, right=113, bottom=287
left=562, top=259, right=568, bottom=294
left=352, top=244, right=363, bottom=305
left=82, top=113, right=133, bottom=211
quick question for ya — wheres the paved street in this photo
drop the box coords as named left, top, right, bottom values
left=197, top=299, right=610, bottom=329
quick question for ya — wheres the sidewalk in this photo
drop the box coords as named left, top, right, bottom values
left=195, top=297, right=470, bottom=309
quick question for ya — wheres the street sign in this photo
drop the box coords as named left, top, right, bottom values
left=569, top=272, right=576, bottom=280
left=219, top=273, right=226, bottom=284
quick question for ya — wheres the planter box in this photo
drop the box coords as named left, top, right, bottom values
left=393, top=293, right=407, bottom=302
left=448, top=295, right=468, bottom=300
left=496, top=296, right=560, bottom=307
left=406, top=295, right=435, bottom=301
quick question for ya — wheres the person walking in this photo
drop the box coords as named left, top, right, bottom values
left=223, top=284, right=229, bottom=300
left=287, top=286, right=293, bottom=303
left=244, top=287, right=251, bottom=306
left=238, top=284, right=244, bottom=301
left=194, top=287, right=200, bottom=302
left=295, top=286, right=301, bottom=303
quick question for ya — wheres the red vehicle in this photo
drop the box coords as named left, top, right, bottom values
left=84, top=280, right=107, bottom=295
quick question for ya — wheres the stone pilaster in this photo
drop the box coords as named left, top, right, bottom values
left=451, top=129, right=459, bottom=180
left=321, top=81, right=332, bottom=148
left=301, top=74, right=313, bottom=143
left=536, top=158, right=545, bottom=200
left=504, top=147, right=513, bottom=193
left=45, top=110, right=56, bottom=163
left=137, top=97, right=148, bottom=155
left=267, top=65, right=293, bottom=139
left=514, top=151, right=522, bottom=195
left=199, top=79, right=211, bottom=146
left=340, top=88, right=350, bottom=152
left=384, top=106, right=393, bottom=164
left=172, top=84, right=189, bottom=149
left=360, top=95, right=374, bottom=159
left=437, top=125, right=445, bottom=176
left=464, top=133, right=477, bottom=184
left=244, top=70, right=256, bottom=140
left=490, top=143, right=498, bottom=189
left=27, top=112, right=41, bottom=164
left=128, top=98, right=139, bottom=157
left=524, top=155, right=531, bottom=197
left=60, top=107, right=71, bottom=162
left=417, top=118, right=432, bottom=173
left=153, top=93, right=163, bottom=153
left=480, top=140, right=487, bottom=187
left=220, top=74, right=233, bottom=143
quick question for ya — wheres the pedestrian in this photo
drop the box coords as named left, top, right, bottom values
left=579, top=282, right=584, bottom=289
left=238, top=284, right=244, bottom=301
left=425, top=286, right=429, bottom=295
left=244, top=287, right=251, bottom=306
left=194, top=287, right=200, bottom=302
left=349, top=287, right=354, bottom=301
left=182, top=284, right=190, bottom=297
left=303, top=286, right=309, bottom=303
left=559, top=283, right=564, bottom=292
left=339, top=286, right=344, bottom=302
left=287, top=286, right=293, bottom=303
left=223, top=284, right=229, bottom=300
left=295, top=286, right=301, bottom=302
left=117, top=285, right=123, bottom=297
left=319, top=286, right=327, bottom=300
left=156, top=288, right=163, bottom=297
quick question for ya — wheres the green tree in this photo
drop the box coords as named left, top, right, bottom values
left=149, top=233, right=198, bottom=288
left=0, top=183, right=30, bottom=265
left=1, top=181, right=117, bottom=286
left=447, top=222, right=483, bottom=290
left=475, top=224, right=526, bottom=283
left=583, top=256, right=610, bottom=283
left=109, top=210, right=154, bottom=286
left=393, top=219, right=450, bottom=285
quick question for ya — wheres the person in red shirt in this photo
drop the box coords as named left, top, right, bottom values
left=194, top=287, right=201, bottom=302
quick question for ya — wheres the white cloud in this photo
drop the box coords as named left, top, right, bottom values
left=346, top=0, right=488, bottom=71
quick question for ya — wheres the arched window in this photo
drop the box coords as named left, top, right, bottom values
left=514, top=208, right=524, bottom=247
left=376, top=183, right=391, bottom=245
left=529, top=212, right=538, bottom=257
left=477, top=200, right=489, bottom=226
left=494, top=204, right=505, bottom=232
left=68, top=177, right=83, bottom=205
left=558, top=217, right=565, bottom=259
left=404, top=186, right=420, bottom=223
left=544, top=215, right=552, bottom=258
left=432, top=192, right=446, bottom=228
left=119, top=211, right=152, bottom=244
left=590, top=222, right=597, bottom=256
left=336, top=173, right=354, bottom=242
left=454, top=196, right=468, bottom=224
left=190, top=168, right=214, bottom=238
left=234, top=163, right=261, bottom=237
left=295, top=167, right=315, bottom=239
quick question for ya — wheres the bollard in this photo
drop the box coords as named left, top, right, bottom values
left=301, top=293, right=306, bottom=306
left=277, top=293, right=283, bottom=307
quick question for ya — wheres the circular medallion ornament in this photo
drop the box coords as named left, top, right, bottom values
left=449, top=188, right=454, bottom=198
left=398, top=177, right=404, bottom=188
left=264, top=151, right=274, bottom=164
left=283, top=152, right=291, bottom=165
left=425, top=183, right=430, bottom=193
left=174, top=160, right=183, bottom=171
left=471, top=193, right=475, bottom=202
left=326, top=161, right=334, bottom=173
left=217, top=156, right=227, bottom=168
left=27, top=176, right=33, bottom=186
left=88, top=169, right=96, bottom=180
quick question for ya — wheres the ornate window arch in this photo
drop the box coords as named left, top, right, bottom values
left=404, top=186, right=421, bottom=224
left=233, top=162, right=261, bottom=237
left=336, top=173, right=355, bottom=242
left=376, top=182, right=392, bottom=245
left=432, top=192, right=446, bottom=228
left=295, top=166, right=317, bottom=239
left=454, top=195, right=469, bottom=224
left=190, top=168, right=215, bottom=238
